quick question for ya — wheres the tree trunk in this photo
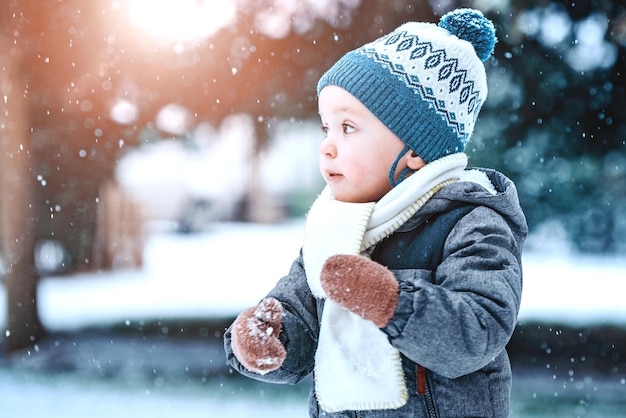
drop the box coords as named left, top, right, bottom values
left=0, top=5, right=43, bottom=353
left=244, top=117, right=284, bottom=223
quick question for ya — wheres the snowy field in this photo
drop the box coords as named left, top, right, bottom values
left=1, top=220, right=626, bottom=418
left=0, top=371, right=310, bottom=418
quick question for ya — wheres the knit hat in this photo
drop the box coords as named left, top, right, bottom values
left=317, top=8, right=496, bottom=185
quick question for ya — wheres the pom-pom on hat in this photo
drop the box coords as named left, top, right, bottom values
left=317, top=8, right=496, bottom=184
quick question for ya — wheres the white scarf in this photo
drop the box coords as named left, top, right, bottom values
left=303, top=153, right=468, bottom=413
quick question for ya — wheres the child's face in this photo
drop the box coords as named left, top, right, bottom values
left=318, top=85, right=409, bottom=203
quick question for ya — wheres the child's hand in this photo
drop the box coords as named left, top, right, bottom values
left=231, top=297, right=286, bottom=375
left=320, top=254, right=399, bottom=328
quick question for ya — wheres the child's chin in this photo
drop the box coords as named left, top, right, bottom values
left=333, top=192, right=367, bottom=204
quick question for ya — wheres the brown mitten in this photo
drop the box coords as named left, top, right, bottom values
left=231, top=297, right=286, bottom=375
left=320, top=254, right=399, bottom=328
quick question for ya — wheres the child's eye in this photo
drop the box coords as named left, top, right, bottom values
left=342, top=123, right=355, bottom=134
left=320, top=125, right=329, bottom=137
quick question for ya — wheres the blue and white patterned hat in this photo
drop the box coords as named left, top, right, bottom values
left=317, top=8, right=496, bottom=175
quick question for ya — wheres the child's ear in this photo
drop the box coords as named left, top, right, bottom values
left=406, top=151, right=426, bottom=171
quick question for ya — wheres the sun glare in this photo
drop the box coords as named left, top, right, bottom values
left=128, top=0, right=237, bottom=42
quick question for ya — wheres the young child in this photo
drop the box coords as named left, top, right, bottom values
left=224, top=8, right=527, bottom=417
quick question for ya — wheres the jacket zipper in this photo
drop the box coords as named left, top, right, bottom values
left=417, top=365, right=437, bottom=417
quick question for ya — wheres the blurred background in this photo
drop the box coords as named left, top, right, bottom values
left=1, top=0, right=625, bottom=416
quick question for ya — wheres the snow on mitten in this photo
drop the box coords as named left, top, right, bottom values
left=231, top=297, right=286, bottom=375
left=320, top=254, right=399, bottom=328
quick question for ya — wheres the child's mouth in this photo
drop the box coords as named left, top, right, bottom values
left=325, top=170, right=342, bottom=181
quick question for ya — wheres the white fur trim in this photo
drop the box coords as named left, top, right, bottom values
left=459, top=169, right=497, bottom=195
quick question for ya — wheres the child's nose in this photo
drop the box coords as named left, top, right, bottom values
left=319, top=135, right=337, bottom=158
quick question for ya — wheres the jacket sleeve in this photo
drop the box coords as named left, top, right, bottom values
left=224, top=253, right=319, bottom=384
left=383, top=206, right=524, bottom=379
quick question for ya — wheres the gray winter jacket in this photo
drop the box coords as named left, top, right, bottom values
left=224, top=168, right=528, bottom=417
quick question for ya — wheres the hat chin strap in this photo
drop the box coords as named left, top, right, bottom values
left=388, top=145, right=416, bottom=187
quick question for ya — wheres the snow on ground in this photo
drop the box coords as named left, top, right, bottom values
left=519, top=252, right=626, bottom=324
left=1, top=219, right=626, bottom=331
left=1, top=221, right=303, bottom=331
left=0, top=371, right=308, bottom=418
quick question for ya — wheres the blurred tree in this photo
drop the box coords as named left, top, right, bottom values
left=0, top=1, right=44, bottom=352
left=467, top=0, right=626, bottom=252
